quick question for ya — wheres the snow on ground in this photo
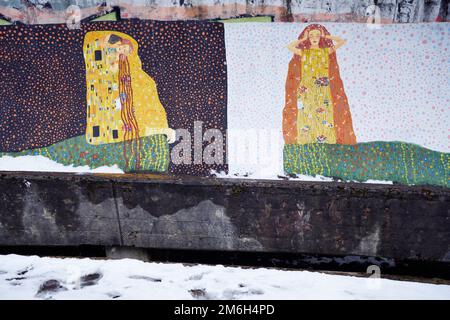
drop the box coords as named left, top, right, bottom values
left=0, top=254, right=448, bottom=300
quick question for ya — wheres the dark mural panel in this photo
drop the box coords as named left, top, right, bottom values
left=0, top=20, right=228, bottom=175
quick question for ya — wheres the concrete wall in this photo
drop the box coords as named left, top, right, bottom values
left=0, top=172, right=448, bottom=262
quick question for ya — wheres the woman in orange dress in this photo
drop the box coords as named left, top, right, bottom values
left=283, top=24, right=356, bottom=146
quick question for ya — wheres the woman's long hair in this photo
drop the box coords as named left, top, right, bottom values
left=118, top=44, right=141, bottom=170
left=283, top=24, right=356, bottom=145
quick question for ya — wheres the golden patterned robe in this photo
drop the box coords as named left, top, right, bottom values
left=296, top=47, right=336, bottom=144
left=83, top=31, right=169, bottom=145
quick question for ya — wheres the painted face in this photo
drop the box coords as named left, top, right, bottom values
left=117, top=44, right=132, bottom=56
left=308, top=29, right=321, bottom=46
left=104, top=36, right=133, bottom=73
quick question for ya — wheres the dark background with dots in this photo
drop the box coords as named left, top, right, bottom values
left=0, top=20, right=227, bottom=176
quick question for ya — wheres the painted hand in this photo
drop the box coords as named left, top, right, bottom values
left=166, top=128, right=176, bottom=144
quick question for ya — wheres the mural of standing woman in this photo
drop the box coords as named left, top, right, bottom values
left=283, top=24, right=356, bottom=145
left=282, top=24, right=448, bottom=188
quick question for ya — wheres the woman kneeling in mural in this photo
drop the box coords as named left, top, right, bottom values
left=283, top=24, right=356, bottom=146
left=83, top=31, right=175, bottom=170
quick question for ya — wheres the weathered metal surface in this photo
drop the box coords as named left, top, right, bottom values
left=0, top=171, right=448, bottom=262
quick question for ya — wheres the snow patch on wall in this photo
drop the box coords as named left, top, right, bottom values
left=0, top=155, right=124, bottom=174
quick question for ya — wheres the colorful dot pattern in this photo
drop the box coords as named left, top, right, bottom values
left=0, top=20, right=228, bottom=176
left=0, top=134, right=170, bottom=173
left=284, top=142, right=449, bottom=188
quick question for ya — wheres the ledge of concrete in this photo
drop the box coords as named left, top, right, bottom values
left=0, top=171, right=448, bottom=263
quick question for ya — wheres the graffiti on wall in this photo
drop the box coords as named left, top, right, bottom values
left=0, top=0, right=448, bottom=24
left=280, top=23, right=448, bottom=187
left=0, top=20, right=448, bottom=188
left=284, top=24, right=356, bottom=146
left=0, top=20, right=228, bottom=175
left=0, top=0, right=114, bottom=24
left=84, top=31, right=175, bottom=171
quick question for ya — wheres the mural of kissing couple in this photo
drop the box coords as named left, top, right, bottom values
left=84, top=31, right=175, bottom=172
left=0, top=21, right=448, bottom=187
left=0, top=21, right=227, bottom=176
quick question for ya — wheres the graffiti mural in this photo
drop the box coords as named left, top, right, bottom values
left=284, top=24, right=356, bottom=145
left=0, top=20, right=448, bottom=188
left=223, top=22, right=448, bottom=187
left=0, top=0, right=114, bottom=24
left=280, top=23, right=448, bottom=187
left=0, top=20, right=228, bottom=175
left=0, top=0, right=448, bottom=24
left=83, top=31, right=175, bottom=171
